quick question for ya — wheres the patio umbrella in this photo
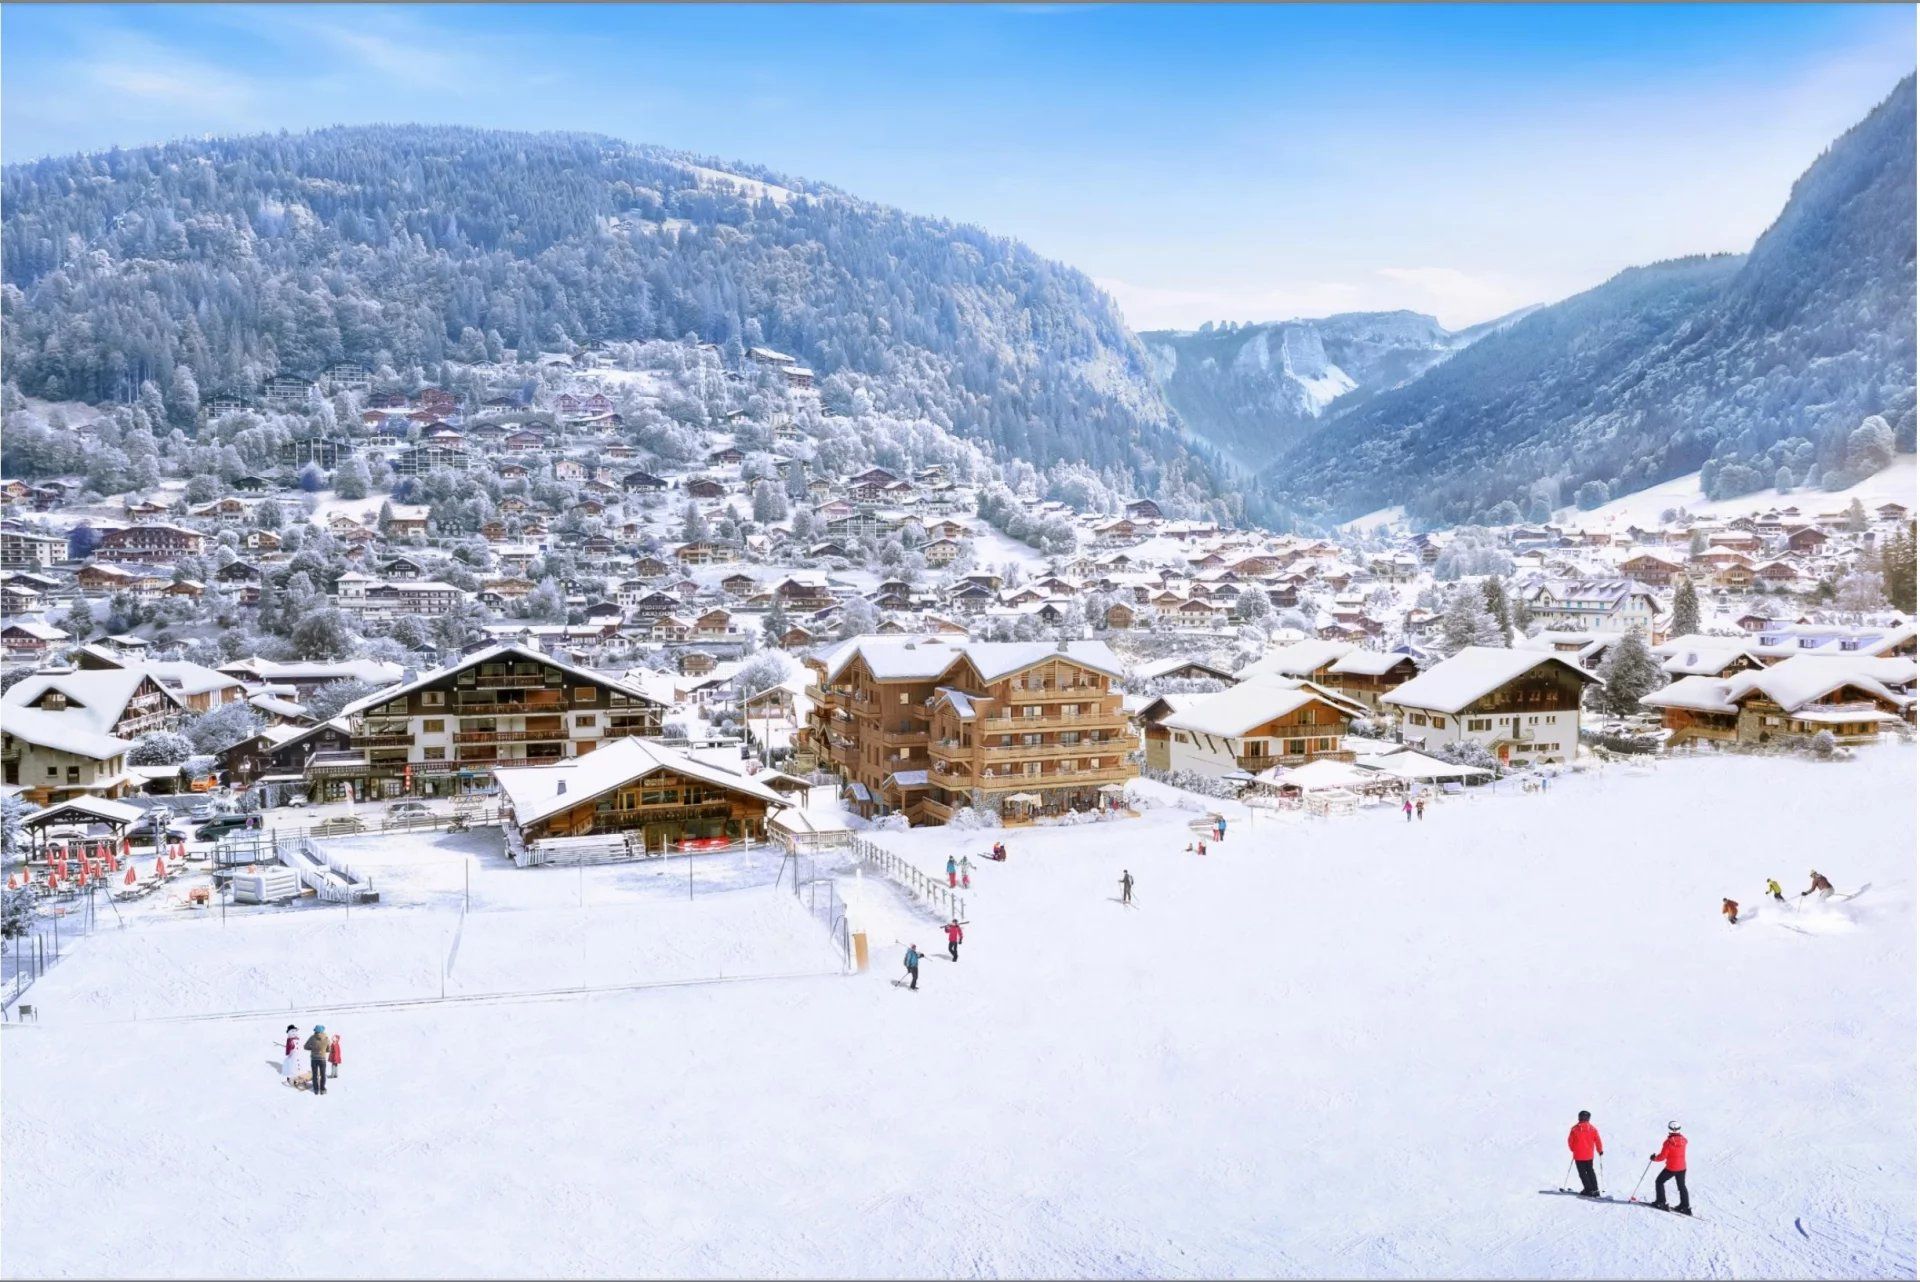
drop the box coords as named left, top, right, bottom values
left=106, top=852, right=119, bottom=872
left=124, top=866, right=137, bottom=886
left=1097, top=783, right=1127, bottom=794
left=1005, top=792, right=1040, bottom=805
left=154, top=855, right=167, bottom=879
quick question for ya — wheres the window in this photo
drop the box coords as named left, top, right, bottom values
left=422, top=719, right=445, bottom=733
left=899, top=692, right=909, bottom=705
left=421, top=691, right=445, bottom=708
left=423, top=747, right=446, bottom=761
left=575, top=714, right=595, bottom=729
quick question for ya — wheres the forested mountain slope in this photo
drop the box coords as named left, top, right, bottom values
left=0, top=125, right=1241, bottom=518
left=1262, top=75, right=1917, bottom=527
left=1141, top=310, right=1523, bottom=472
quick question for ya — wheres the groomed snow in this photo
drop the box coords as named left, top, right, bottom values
left=3, top=748, right=1913, bottom=1279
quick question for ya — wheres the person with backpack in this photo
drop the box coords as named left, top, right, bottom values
left=1649, top=1122, right=1691, bottom=1215
left=903, top=944, right=922, bottom=991
left=943, top=918, right=964, bottom=962
left=1567, top=1110, right=1604, bottom=1197
left=302, top=1025, right=332, bottom=1096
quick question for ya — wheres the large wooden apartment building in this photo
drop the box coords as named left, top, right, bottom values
left=802, top=637, right=1137, bottom=825
left=329, top=644, right=669, bottom=800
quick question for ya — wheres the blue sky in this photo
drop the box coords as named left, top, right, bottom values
left=2, top=4, right=1911, bottom=330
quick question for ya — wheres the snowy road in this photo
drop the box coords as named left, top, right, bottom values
left=3, top=746, right=1913, bottom=1278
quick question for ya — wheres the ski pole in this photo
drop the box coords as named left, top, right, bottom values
left=1627, top=1158, right=1654, bottom=1203
left=1598, top=1155, right=1606, bottom=1195
left=1560, top=1157, right=1574, bottom=1192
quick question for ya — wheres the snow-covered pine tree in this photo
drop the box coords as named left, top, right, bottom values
left=1671, top=575, right=1701, bottom=637
left=1480, top=578, right=1511, bottom=643
left=1440, top=584, right=1497, bottom=655
left=1597, top=626, right=1665, bottom=716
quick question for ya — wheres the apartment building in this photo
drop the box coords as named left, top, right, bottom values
left=803, top=636, right=1136, bottom=825
left=332, top=644, right=669, bottom=800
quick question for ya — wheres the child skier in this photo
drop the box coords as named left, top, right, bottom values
left=943, top=918, right=964, bottom=962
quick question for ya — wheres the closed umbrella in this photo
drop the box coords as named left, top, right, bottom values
left=154, top=855, right=167, bottom=879
left=124, top=866, right=137, bottom=886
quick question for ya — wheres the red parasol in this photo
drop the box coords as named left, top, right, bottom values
left=153, top=855, right=167, bottom=879
left=123, top=866, right=137, bottom=886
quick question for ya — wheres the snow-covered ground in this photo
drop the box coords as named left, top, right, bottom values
left=1557, top=455, right=1916, bottom=531
left=4, top=747, right=1913, bottom=1278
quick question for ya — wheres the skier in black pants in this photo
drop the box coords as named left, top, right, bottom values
left=1120, top=869, right=1134, bottom=905
left=943, top=918, right=963, bottom=962
left=1650, top=1123, right=1690, bottom=1215
left=903, top=944, right=922, bottom=990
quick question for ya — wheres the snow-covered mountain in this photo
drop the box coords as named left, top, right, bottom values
left=1140, top=309, right=1530, bottom=472
left=1262, top=76, right=1917, bottom=527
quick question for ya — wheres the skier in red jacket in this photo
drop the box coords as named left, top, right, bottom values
left=1567, top=1110, right=1604, bottom=1197
left=1650, top=1122, right=1690, bottom=1215
left=943, top=918, right=964, bottom=962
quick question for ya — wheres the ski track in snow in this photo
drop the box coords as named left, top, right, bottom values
left=2, top=747, right=1914, bottom=1278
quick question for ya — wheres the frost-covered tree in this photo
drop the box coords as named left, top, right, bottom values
left=1671, top=575, right=1701, bottom=638
left=1439, top=585, right=1498, bottom=656
left=838, top=596, right=879, bottom=638
left=185, top=702, right=263, bottom=756
left=1595, top=626, right=1664, bottom=717
left=127, top=731, right=195, bottom=766
left=1848, top=416, right=1896, bottom=476
left=1835, top=570, right=1887, bottom=613
left=334, top=455, right=372, bottom=500
left=304, top=677, right=383, bottom=723
left=1480, top=578, right=1511, bottom=642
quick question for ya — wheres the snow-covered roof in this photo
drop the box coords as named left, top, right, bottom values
left=495, top=737, right=788, bottom=828
left=1133, top=655, right=1234, bottom=682
left=339, top=644, right=663, bottom=718
left=1326, top=650, right=1416, bottom=677
left=1382, top=647, right=1596, bottom=714
left=821, top=636, right=1123, bottom=684
left=1235, top=640, right=1353, bottom=680
left=1258, top=759, right=1379, bottom=790
left=3, top=669, right=183, bottom=736
left=1722, top=656, right=1909, bottom=713
left=1361, top=750, right=1495, bottom=780
left=1, top=705, right=133, bottom=760
left=218, top=657, right=406, bottom=685
left=1161, top=678, right=1352, bottom=738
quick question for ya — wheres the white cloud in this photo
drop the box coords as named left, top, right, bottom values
left=1097, top=266, right=1544, bottom=333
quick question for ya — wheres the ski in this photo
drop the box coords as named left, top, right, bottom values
left=1536, top=1191, right=1699, bottom=1219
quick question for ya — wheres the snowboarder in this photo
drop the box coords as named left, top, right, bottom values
left=959, top=856, right=973, bottom=889
left=1767, top=878, right=1786, bottom=904
left=1403, top=797, right=1414, bottom=822
left=1568, top=1110, right=1604, bottom=1197
left=303, top=1026, right=332, bottom=1096
left=1416, top=796, right=1427, bottom=821
left=1722, top=898, right=1740, bottom=925
left=1649, top=1122, right=1690, bottom=1215
left=903, top=944, right=922, bottom=991
left=328, top=1031, right=343, bottom=1080
left=279, top=1024, right=301, bottom=1083
left=1120, top=869, right=1134, bottom=906
left=1802, top=870, right=1835, bottom=899
left=943, top=918, right=964, bottom=962
left=946, top=855, right=958, bottom=888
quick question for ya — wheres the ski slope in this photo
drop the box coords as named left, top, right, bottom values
left=3, top=746, right=1912, bottom=1278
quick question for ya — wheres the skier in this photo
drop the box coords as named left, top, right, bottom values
left=302, top=1025, right=331, bottom=1096
left=1649, top=1122, right=1690, bottom=1215
left=943, top=918, right=964, bottom=962
left=903, top=943, right=922, bottom=991
left=1215, top=816, right=1227, bottom=842
left=1767, top=878, right=1786, bottom=905
left=1403, top=797, right=1414, bottom=822
left=328, top=1031, right=343, bottom=1080
left=946, top=855, right=958, bottom=889
left=1120, top=869, right=1134, bottom=906
left=1568, top=1110, right=1604, bottom=1197
left=1722, top=898, right=1740, bottom=926
left=959, top=856, right=973, bottom=889
left=1802, top=870, right=1835, bottom=899
left=1416, top=796, right=1427, bottom=821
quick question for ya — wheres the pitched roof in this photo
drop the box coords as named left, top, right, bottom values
left=3, top=669, right=182, bottom=735
left=1, top=705, right=133, bottom=759
left=494, top=737, right=788, bottom=827
left=1381, top=647, right=1596, bottom=714
left=337, top=644, right=663, bottom=718
left=820, top=636, right=1123, bottom=684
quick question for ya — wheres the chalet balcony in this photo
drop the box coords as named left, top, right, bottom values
left=974, top=762, right=1134, bottom=789
left=981, top=738, right=1124, bottom=762
left=1234, top=748, right=1355, bottom=772
left=453, top=728, right=569, bottom=745
left=461, top=672, right=551, bottom=689
left=351, top=733, right=412, bottom=748
left=879, top=725, right=926, bottom=746
left=454, top=691, right=565, bottom=712
left=980, top=709, right=1125, bottom=729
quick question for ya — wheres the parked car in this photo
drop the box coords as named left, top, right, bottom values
left=312, top=816, right=367, bottom=837
left=145, top=804, right=174, bottom=826
left=126, top=825, right=190, bottom=848
left=285, top=794, right=309, bottom=808
left=194, top=814, right=257, bottom=842
left=189, top=799, right=237, bottom=823
left=386, top=800, right=437, bottom=820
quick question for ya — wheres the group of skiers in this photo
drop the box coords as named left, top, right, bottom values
left=1566, top=1111, right=1691, bottom=1215
left=1723, top=870, right=1837, bottom=925
left=280, top=1023, right=343, bottom=1095
left=1402, top=795, right=1427, bottom=821
left=945, top=855, right=973, bottom=889
left=899, top=918, right=966, bottom=990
